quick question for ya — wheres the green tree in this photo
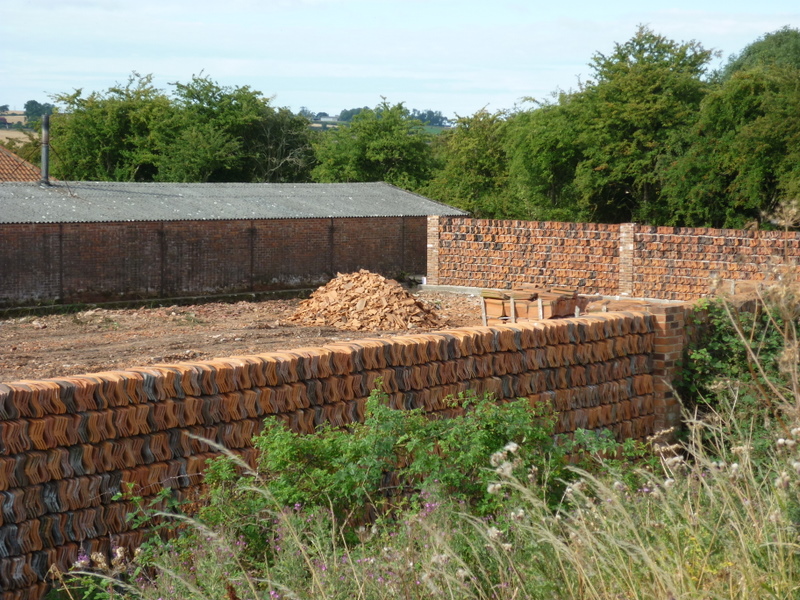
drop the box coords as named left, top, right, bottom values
left=409, top=108, right=451, bottom=127
left=572, top=26, right=713, bottom=223
left=659, top=64, right=800, bottom=227
left=23, top=100, right=54, bottom=123
left=504, top=96, right=587, bottom=221
left=720, top=26, right=800, bottom=80
left=312, top=100, right=433, bottom=190
left=158, top=76, right=314, bottom=182
left=297, top=106, right=315, bottom=119
left=424, top=109, right=512, bottom=217
left=49, top=73, right=315, bottom=183
left=496, top=27, right=713, bottom=224
left=51, top=74, right=171, bottom=180
left=338, top=106, right=369, bottom=122
left=0, top=104, right=9, bottom=113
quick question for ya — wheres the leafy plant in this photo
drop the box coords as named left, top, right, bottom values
left=682, top=296, right=789, bottom=412
left=202, top=390, right=569, bottom=536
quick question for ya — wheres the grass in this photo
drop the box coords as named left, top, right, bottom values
left=53, top=408, right=800, bottom=599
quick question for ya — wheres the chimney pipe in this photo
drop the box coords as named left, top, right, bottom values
left=40, top=114, right=50, bottom=186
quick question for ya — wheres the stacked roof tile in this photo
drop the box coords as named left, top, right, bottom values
left=0, top=312, right=657, bottom=598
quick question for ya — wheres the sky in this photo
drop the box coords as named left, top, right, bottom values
left=2, top=0, right=799, bottom=118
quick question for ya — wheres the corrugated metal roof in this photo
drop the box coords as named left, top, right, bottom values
left=0, top=147, right=41, bottom=182
left=0, top=181, right=467, bottom=224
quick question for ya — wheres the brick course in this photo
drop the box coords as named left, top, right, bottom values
left=434, top=218, right=620, bottom=294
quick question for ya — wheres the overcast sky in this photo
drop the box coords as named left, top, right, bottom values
left=1, top=0, right=798, bottom=117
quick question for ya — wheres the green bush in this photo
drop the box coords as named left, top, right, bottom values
left=199, top=390, right=571, bottom=547
left=682, top=297, right=786, bottom=405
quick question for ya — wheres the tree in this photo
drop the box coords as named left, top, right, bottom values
left=409, top=108, right=451, bottom=128
left=571, top=26, right=714, bottom=223
left=424, top=109, right=512, bottom=217
left=297, top=106, right=315, bottom=119
left=0, top=105, right=9, bottom=113
left=24, top=100, right=54, bottom=122
left=496, top=27, right=713, bottom=224
left=339, top=107, right=369, bottom=122
left=656, top=28, right=800, bottom=228
left=159, top=75, right=315, bottom=182
left=49, top=73, right=315, bottom=183
left=720, top=26, right=800, bottom=80
left=504, top=96, right=587, bottom=221
left=311, top=100, right=433, bottom=190
left=659, top=64, right=800, bottom=228
left=50, top=74, right=172, bottom=181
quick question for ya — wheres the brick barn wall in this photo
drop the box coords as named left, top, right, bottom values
left=0, top=217, right=427, bottom=306
left=61, top=222, right=163, bottom=301
left=431, top=217, right=800, bottom=300
left=0, top=224, right=62, bottom=305
left=0, top=310, right=663, bottom=597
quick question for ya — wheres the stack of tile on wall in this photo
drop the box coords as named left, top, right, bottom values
left=430, top=217, right=800, bottom=302
left=437, top=218, right=620, bottom=295
left=631, top=226, right=800, bottom=300
left=0, top=311, right=655, bottom=599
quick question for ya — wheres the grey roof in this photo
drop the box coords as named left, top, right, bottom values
left=0, top=181, right=467, bottom=224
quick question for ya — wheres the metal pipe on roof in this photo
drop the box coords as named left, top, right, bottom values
left=40, top=114, right=50, bottom=186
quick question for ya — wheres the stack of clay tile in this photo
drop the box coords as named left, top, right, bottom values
left=482, top=286, right=593, bottom=324
left=437, top=218, right=621, bottom=294
left=289, top=270, right=445, bottom=331
left=0, top=310, right=657, bottom=599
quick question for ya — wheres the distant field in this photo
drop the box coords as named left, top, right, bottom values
left=0, top=130, right=35, bottom=142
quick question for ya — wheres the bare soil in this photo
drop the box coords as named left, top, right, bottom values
left=0, top=291, right=482, bottom=383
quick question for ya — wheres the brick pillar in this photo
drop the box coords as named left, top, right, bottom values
left=426, top=215, right=440, bottom=285
left=648, top=303, right=689, bottom=432
left=618, top=223, right=635, bottom=296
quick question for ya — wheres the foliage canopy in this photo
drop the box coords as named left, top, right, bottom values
left=422, top=25, right=800, bottom=228
left=312, top=100, right=434, bottom=190
left=49, top=73, right=315, bottom=183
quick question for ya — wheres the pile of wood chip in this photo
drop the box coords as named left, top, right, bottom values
left=289, top=270, right=445, bottom=331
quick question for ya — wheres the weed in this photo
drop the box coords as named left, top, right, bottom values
left=179, top=312, right=206, bottom=326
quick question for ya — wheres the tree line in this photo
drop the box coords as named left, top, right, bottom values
left=3, top=26, right=799, bottom=228
left=424, top=26, right=800, bottom=229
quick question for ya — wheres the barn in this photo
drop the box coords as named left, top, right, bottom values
left=0, top=181, right=465, bottom=306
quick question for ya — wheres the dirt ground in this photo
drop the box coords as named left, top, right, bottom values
left=0, top=291, right=483, bottom=383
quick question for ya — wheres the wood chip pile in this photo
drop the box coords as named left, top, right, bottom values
left=289, top=270, right=445, bottom=331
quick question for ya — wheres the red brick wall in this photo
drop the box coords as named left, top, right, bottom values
left=0, top=217, right=427, bottom=306
left=435, top=217, right=620, bottom=294
left=0, top=224, right=62, bottom=304
left=61, top=222, right=163, bottom=300
left=431, top=217, right=800, bottom=300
